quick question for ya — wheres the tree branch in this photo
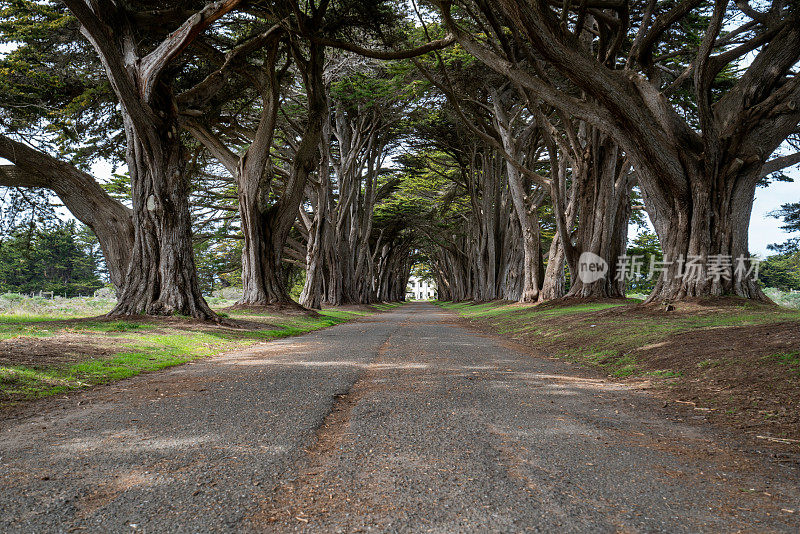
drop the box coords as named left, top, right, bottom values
left=139, top=0, right=244, bottom=103
left=178, top=24, right=285, bottom=109
left=181, top=119, right=240, bottom=176
left=760, top=152, right=800, bottom=178
left=306, top=34, right=455, bottom=60
left=0, top=134, right=134, bottom=289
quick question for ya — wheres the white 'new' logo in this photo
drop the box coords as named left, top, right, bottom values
left=577, top=252, right=608, bottom=284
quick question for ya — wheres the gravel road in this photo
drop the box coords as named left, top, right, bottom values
left=1, top=303, right=799, bottom=532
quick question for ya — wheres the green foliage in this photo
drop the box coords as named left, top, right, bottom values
left=330, top=64, right=421, bottom=111
left=759, top=252, right=800, bottom=291
left=410, top=262, right=435, bottom=283
left=193, top=237, right=243, bottom=294
left=772, top=202, right=800, bottom=233
left=757, top=203, right=800, bottom=292
left=0, top=220, right=103, bottom=296
left=373, top=143, right=471, bottom=262
left=767, top=202, right=800, bottom=255
left=763, top=287, right=800, bottom=309
left=625, top=231, right=662, bottom=294
left=0, top=0, right=122, bottom=166
left=289, top=267, right=306, bottom=301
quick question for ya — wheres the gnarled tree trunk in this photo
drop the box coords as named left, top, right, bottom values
left=540, top=234, right=566, bottom=300
left=501, top=149, right=543, bottom=302
left=299, top=130, right=331, bottom=309
left=260, top=42, right=327, bottom=304
left=111, top=105, right=214, bottom=318
left=64, top=0, right=243, bottom=318
left=644, top=162, right=766, bottom=303
left=565, top=132, right=633, bottom=299
left=490, top=92, right=547, bottom=302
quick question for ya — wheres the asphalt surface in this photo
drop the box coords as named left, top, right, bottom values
left=1, top=302, right=799, bottom=532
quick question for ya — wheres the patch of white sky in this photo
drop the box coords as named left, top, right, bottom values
left=0, top=9, right=797, bottom=255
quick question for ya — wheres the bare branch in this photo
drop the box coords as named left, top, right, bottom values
left=181, top=119, right=240, bottom=176
left=760, top=152, right=800, bottom=178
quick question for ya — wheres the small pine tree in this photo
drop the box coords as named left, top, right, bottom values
left=0, top=221, right=104, bottom=296
left=760, top=203, right=800, bottom=291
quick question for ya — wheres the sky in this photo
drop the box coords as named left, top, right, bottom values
left=750, top=169, right=800, bottom=255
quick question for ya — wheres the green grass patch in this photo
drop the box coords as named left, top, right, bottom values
left=0, top=315, right=64, bottom=324
left=371, top=302, right=405, bottom=311
left=761, top=351, right=800, bottom=366
left=319, top=309, right=370, bottom=319
left=646, top=369, right=683, bottom=378
left=761, top=352, right=800, bottom=376
left=0, top=324, right=56, bottom=340
left=0, top=302, right=398, bottom=405
left=599, top=354, right=639, bottom=377
left=0, top=366, right=74, bottom=398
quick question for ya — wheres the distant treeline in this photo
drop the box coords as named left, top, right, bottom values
left=0, top=221, right=105, bottom=297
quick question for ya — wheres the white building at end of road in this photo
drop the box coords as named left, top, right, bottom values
left=406, top=276, right=437, bottom=301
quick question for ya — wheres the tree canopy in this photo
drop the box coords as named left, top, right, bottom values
left=0, top=0, right=797, bottom=315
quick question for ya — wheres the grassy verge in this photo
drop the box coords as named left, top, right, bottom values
left=0, top=304, right=398, bottom=406
left=436, top=299, right=800, bottom=443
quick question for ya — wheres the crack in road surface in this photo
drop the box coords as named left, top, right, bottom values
left=1, top=303, right=798, bottom=532
left=256, top=326, right=403, bottom=527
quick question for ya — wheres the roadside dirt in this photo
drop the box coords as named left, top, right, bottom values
left=636, top=321, right=800, bottom=445
left=454, top=302, right=800, bottom=451
left=0, top=334, right=125, bottom=367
